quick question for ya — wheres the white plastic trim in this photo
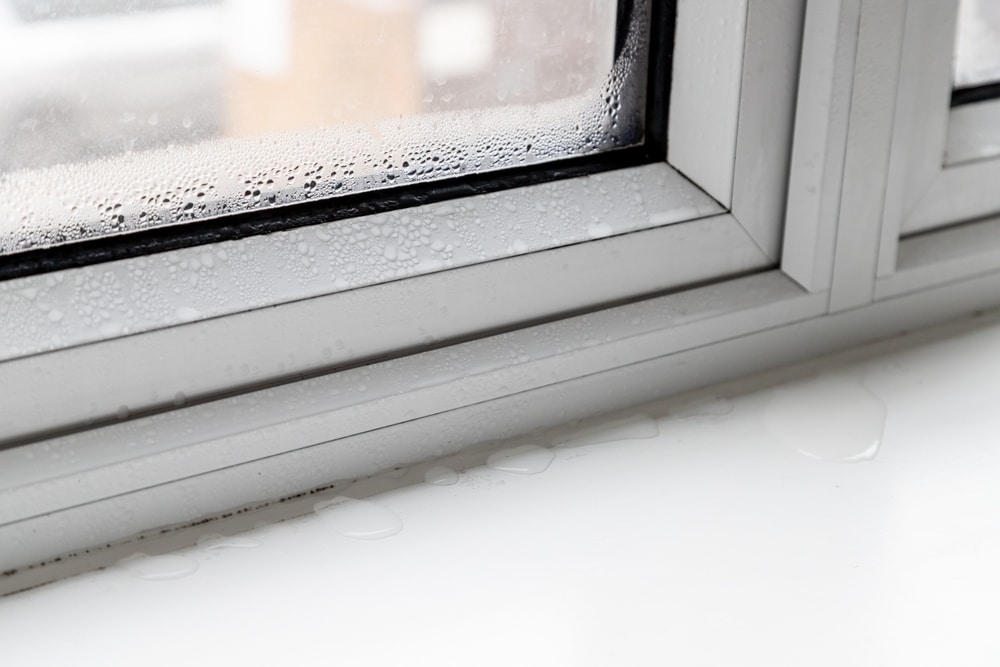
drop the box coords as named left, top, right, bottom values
left=827, top=0, right=906, bottom=312
left=667, top=0, right=748, bottom=208
left=0, top=212, right=767, bottom=447
left=946, top=98, right=1000, bottom=166
left=0, top=271, right=817, bottom=528
left=904, top=158, right=1000, bottom=233
left=0, top=163, right=717, bottom=362
left=782, top=0, right=860, bottom=292
left=730, top=0, right=806, bottom=261
left=875, top=214, right=1000, bottom=300
left=876, top=0, right=1000, bottom=238
left=0, top=164, right=734, bottom=445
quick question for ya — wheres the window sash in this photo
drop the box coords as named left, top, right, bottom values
left=2, top=0, right=820, bottom=587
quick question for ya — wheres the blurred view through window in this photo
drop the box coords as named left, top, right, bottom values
left=0, top=0, right=649, bottom=254
left=954, top=0, right=1000, bottom=90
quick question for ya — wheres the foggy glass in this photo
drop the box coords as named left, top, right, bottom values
left=0, top=0, right=648, bottom=254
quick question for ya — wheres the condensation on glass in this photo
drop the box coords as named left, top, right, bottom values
left=953, top=0, right=1000, bottom=89
left=0, top=0, right=650, bottom=254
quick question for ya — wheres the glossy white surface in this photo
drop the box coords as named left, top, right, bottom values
left=4, top=314, right=1000, bottom=665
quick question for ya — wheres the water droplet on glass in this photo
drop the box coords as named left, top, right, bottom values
left=486, top=444, right=554, bottom=475
left=423, top=465, right=459, bottom=486
left=764, top=375, right=886, bottom=463
left=175, top=306, right=201, bottom=321
left=313, top=497, right=402, bottom=540
left=122, top=554, right=198, bottom=581
left=100, top=321, right=123, bottom=336
left=586, top=222, right=613, bottom=239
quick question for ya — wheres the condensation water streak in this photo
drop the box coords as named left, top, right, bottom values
left=0, top=0, right=650, bottom=255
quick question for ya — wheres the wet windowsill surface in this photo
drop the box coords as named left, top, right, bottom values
left=3, top=313, right=1000, bottom=665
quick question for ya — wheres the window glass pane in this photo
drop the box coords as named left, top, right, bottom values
left=953, top=0, right=1000, bottom=89
left=0, top=0, right=649, bottom=255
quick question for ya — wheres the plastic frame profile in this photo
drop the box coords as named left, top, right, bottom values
left=857, top=0, right=1000, bottom=304
left=945, top=97, right=1000, bottom=166
left=875, top=0, right=1000, bottom=240
left=783, top=0, right=1000, bottom=315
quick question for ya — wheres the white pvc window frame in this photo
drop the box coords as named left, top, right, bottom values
left=947, top=98, right=1000, bottom=165
left=9, top=0, right=1000, bottom=592
left=846, top=0, right=1000, bottom=307
left=948, top=0, right=1000, bottom=166
left=875, top=0, right=1000, bottom=239
left=0, top=0, right=801, bottom=448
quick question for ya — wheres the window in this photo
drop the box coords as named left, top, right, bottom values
left=948, top=0, right=1000, bottom=165
left=11, top=0, right=1000, bottom=594
left=868, top=0, right=1000, bottom=246
left=953, top=0, right=1000, bottom=92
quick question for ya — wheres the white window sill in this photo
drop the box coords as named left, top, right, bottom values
left=3, top=310, right=999, bottom=665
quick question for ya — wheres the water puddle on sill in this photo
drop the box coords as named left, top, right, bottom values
left=764, top=374, right=887, bottom=464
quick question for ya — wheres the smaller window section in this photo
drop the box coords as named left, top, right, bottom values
left=952, top=0, right=1000, bottom=105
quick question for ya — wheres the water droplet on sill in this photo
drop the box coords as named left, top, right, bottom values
left=554, top=414, right=659, bottom=448
left=313, top=497, right=402, bottom=540
left=121, top=554, right=198, bottom=581
left=486, top=444, right=554, bottom=475
left=764, top=375, right=886, bottom=464
left=424, top=465, right=459, bottom=486
left=197, top=535, right=261, bottom=550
